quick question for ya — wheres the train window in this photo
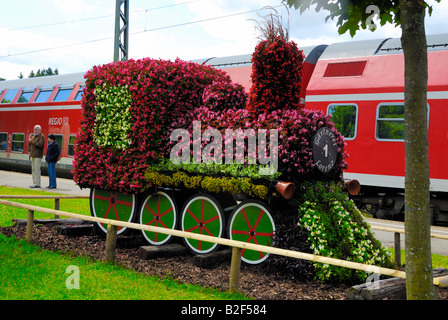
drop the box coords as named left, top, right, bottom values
left=1, top=89, right=19, bottom=103
left=376, top=104, right=405, bottom=140
left=74, top=87, right=84, bottom=101
left=17, top=89, right=34, bottom=103
left=53, top=87, right=73, bottom=102
left=324, top=61, right=367, bottom=77
left=35, top=88, right=53, bottom=103
left=327, top=104, right=358, bottom=140
left=68, top=135, right=76, bottom=157
left=11, top=133, right=25, bottom=153
left=0, top=133, right=7, bottom=151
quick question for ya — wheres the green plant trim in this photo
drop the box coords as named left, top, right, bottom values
left=151, top=157, right=281, bottom=181
left=144, top=168, right=269, bottom=199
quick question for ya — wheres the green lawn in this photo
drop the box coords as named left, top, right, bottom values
left=0, top=234, right=248, bottom=300
left=1, top=186, right=447, bottom=300
left=0, top=186, right=91, bottom=227
left=0, top=186, right=249, bottom=300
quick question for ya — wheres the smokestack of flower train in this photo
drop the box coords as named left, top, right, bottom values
left=73, top=36, right=348, bottom=198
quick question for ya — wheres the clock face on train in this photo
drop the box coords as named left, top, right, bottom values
left=312, top=127, right=338, bottom=174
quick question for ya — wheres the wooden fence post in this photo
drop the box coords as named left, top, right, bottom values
left=229, top=247, right=242, bottom=293
left=25, top=210, right=34, bottom=242
left=54, top=198, right=60, bottom=219
left=394, top=232, right=401, bottom=266
left=105, top=224, right=118, bottom=263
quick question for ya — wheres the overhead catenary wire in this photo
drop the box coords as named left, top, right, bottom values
left=0, top=5, right=283, bottom=59
left=7, top=0, right=205, bottom=31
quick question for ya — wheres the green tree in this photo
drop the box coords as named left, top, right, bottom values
left=28, top=67, right=59, bottom=78
left=284, top=0, right=438, bottom=300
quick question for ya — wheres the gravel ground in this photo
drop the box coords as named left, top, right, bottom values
left=1, top=222, right=446, bottom=300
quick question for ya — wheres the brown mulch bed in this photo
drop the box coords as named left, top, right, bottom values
left=1, top=222, right=446, bottom=300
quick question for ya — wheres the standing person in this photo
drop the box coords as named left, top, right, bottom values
left=29, top=125, right=45, bottom=188
left=45, top=134, right=61, bottom=189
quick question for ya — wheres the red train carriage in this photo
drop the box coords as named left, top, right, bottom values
left=303, top=33, right=448, bottom=224
left=199, top=33, right=448, bottom=224
left=0, top=73, right=84, bottom=176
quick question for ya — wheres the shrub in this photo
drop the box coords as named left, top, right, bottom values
left=296, top=181, right=394, bottom=283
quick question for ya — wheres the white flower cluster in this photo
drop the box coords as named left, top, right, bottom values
left=93, top=84, right=133, bottom=150
left=298, top=198, right=391, bottom=282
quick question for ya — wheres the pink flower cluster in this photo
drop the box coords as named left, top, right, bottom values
left=198, top=107, right=348, bottom=180
left=247, top=37, right=304, bottom=115
left=72, top=58, right=246, bottom=194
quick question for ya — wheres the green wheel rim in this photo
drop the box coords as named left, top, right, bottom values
left=139, top=191, right=177, bottom=245
left=90, top=188, right=136, bottom=235
left=181, top=194, right=224, bottom=254
left=228, top=201, right=275, bottom=264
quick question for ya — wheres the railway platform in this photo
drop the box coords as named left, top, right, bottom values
left=0, top=170, right=89, bottom=196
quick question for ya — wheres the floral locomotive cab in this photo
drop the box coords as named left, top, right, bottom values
left=73, top=57, right=347, bottom=265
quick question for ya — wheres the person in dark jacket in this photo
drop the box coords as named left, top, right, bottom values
left=45, top=134, right=61, bottom=189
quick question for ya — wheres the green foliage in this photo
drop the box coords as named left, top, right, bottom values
left=151, top=156, right=281, bottom=181
left=284, top=0, right=440, bottom=37
left=296, top=181, right=393, bottom=283
left=145, top=168, right=269, bottom=199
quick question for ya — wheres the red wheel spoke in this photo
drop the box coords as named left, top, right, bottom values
left=159, top=207, right=173, bottom=217
left=232, top=229, right=250, bottom=235
left=115, top=199, right=134, bottom=207
left=146, top=217, right=158, bottom=225
left=201, top=226, right=214, bottom=237
left=94, top=194, right=110, bottom=202
left=113, top=205, right=119, bottom=220
left=241, top=208, right=253, bottom=229
left=103, top=204, right=112, bottom=219
left=253, top=231, right=274, bottom=237
left=203, top=214, right=219, bottom=224
left=186, top=224, right=200, bottom=232
left=145, top=203, right=156, bottom=216
left=187, top=208, right=201, bottom=223
left=253, top=209, right=265, bottom=230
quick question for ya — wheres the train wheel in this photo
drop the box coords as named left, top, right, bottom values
left=180, top=193, right=224, bottom=254
left=89, top=188, right=136, bottom=236
left=228, top=200, right=275, bottom=265
left=139, top=191, right=177, bottom=245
